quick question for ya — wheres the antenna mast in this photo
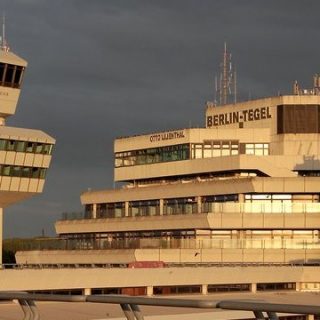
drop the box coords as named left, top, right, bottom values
left=1, top=14, right=9, bottom=52
left=215, top=42, right=237, bottom=106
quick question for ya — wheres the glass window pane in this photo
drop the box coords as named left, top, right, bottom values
left=26, top=142, right=34, bottom=153
left=39, top=168, right=46, bottom=179
left=221, top=149, right=230, bottom=156
left=2, top=166, right=10, bottom=176
left=21, top=167, right=30, bottom=178
left=0, top=63, right=5, bottom=82
left=203, top=149, right=211, bottom=158
left=4, top=64, right=14, bottom=85
left=14, top=66, right=23, bottom=87
left=7, top=140, right=15, bottom=151
left=32, top=168, right=40, bottom=178
left=212, top=149, right=220, bottom=157
left=16, top=141, right=26, bottom=152
left=43, top=144, right=52, bottom=155
left=35, top=144, right=43, bottom=153
left=0, top=139, right=7, bottom=150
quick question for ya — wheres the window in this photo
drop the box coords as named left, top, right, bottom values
left=16, top=141, right=26, bottom=152
left=0, top=63, right=25, bottom=89
left=115, top=144, right=190, bottom=167
left=129, top=200, right=160, bottom=217
left=244, top=143, right=269, bottom=155
left=0, top=139, right=7, bottom=150
left=14, top=66, right=24, bottom=87
left=97, top=202, right=125, bottom=218
left=7, top=140, right=15, bottom=151
left=0, top=138, right=53, bottom=154
left=0, top=63, right=5, bottom=82
left=0, top=165, right=47, bottom=179
left=163, top=197, right=197, bottom=215
left=277, top=104, right=320, bottom=134
left=190, top=140, right=239, bottom=160
left=4, top=64, right=14, bottom=85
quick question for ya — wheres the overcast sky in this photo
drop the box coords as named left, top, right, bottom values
left=2, top=0, right=320, bottom=238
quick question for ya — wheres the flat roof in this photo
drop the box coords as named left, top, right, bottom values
left=0, top=126, right=55, bottom=144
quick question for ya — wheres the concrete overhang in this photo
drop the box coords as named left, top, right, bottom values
left=0, top=190, right=37, bottom=207
left=0, top=50, right=28, bottom=67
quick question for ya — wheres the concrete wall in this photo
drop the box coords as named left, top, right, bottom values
left=0, top=265, right=318, bottom=292
left=16, top=248, right=320, bottom=265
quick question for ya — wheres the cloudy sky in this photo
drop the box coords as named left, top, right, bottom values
left=2, top=0, right=320, bottom=238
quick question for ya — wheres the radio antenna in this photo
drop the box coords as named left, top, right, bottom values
left=1, top=14, right=9, bottom=52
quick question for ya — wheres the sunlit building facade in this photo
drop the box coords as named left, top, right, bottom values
left=18, top=92, right=320, bottom=275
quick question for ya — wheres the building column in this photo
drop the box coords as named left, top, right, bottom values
left=92, top=204, right=97, bottom=219
left=0, top=208, right=2, bottom=265
left=125, top=201, right=129, bottom=217
left=83, top=288, right=92, bottom=295
left=197, top=196, right=202, bottom=213
left=295, top=282, right=301, bottom=291
left=159, top=199, right=164, bottom=216
left=147, top=286, right=153, bottom=296
left=250, top=283, right=257, bottom=293
left=202, top=284, right=208, bottom=295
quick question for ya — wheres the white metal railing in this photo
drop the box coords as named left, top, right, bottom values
left=0, top=292, right=319, bottom=320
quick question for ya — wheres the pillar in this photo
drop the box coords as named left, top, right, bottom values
left=0, top=208, right=2, bottom=265
left=147, top=286, right=153, bottom=296
left=197, top=196, right=202, bottom=213
left=83, top=288, right=92, bottom=295
left=125, top=201, right=129, bottom=217
left=250, top=283, right=257, bottom=293
left=92, top=204, right=97, bottom=219
left=202, top=284, right=208, bottom=295
left=159, top=199, right=164, bottom=216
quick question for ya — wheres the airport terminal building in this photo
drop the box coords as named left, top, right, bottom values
left=15, top=89, right=320, bottom=295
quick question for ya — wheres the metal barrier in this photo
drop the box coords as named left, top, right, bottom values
left=0, top=292, right=319, bottom=320
left=1, top=261, right=320, bottom=270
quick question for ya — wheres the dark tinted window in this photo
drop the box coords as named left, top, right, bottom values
left=277, top=105, right=320, bottom=133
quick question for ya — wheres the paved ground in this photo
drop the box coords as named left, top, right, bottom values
left=0, top=291, right=319, bottom=320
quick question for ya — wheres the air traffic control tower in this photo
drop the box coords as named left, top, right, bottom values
left=0, top=40, right=55, bottom=263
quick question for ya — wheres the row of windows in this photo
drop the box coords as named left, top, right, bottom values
left=86, top=195, right=239, bottom=218
left=0, top=63, right=25, bottom=89
left=83, top=193, right=320, bottom=219
left=115, top=144, right=189, bottom=167
left=0, top=165, right=47, bottom=179
left=245, top=143, right=269, bottom=156
left=115, top=141, right=270, bottom=167
left=0, top=139, right=53, bottom=155
left=192, top=141, right=269, bottom=159
left=192, top=140, right=239, bottom=159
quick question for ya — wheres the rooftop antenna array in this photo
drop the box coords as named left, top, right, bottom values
left=0, top=14, right=9, bottom=52
left=215, top=42, right=237, bottom=106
